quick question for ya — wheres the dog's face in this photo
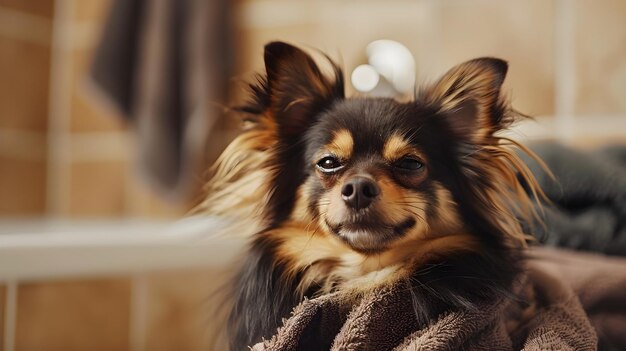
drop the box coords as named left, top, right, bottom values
left=217, top=43, right=544, bottom=351
left=239, top=42, right=515, bottom=255
left=304, top=99, right=451, bottom=253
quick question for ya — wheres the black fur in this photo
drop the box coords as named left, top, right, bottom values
left=226, top=42, right=522, bottom=349
left=406, top=247, right=522, bottom=328
left=228, top=235, right=303, bottom=350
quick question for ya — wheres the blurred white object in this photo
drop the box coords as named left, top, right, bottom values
left=351, top=40, right=416, bottom=97
left=351, top=64, right=380, bottom=92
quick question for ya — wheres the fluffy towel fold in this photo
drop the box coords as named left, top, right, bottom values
left=530, top=247, right=626, bottom=351
left=251, top=248, right=598, bottom=351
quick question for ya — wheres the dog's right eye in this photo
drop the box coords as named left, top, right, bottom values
left=316, top=156, right=343, bottom=173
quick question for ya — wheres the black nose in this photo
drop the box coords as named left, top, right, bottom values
left=341, top=176, right=380, bottom=210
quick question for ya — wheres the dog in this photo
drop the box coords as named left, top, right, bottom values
left=199, top=41, right=543, bottom=350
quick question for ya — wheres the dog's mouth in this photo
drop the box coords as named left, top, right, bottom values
left=325, top=217, right=416, bottom=254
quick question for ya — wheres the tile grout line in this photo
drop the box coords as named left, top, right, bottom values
left=0, top=130, right=47, bottom=160
left=554, top=0, right=576, bottom=141
left=0, top=6, right=101, bottom=48
left=124, top=155, right=143, bottom=217
left=0, top=6, right=52, bottom=46
left=46, top=0, right=74, bottom=217
left=129, top=274, right=148, bottom=351
left=0, top=130, right=133, bottom=160
left=3, top=281, right=18, bottom=351
left=416, top=0, right=441, bottom=75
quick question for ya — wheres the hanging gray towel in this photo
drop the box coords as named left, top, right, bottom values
left=89, top=0, right=232, bottom=199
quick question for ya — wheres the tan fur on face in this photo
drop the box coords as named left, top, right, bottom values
left=271, top=217, right=478, bottom=296
left=318, top=129, right=353, bottom=161
left=319, top=182, right=345, bottom=226
left=274, top=174, right=472, bottom=296
left=382, top=133, right=425, bottom=162
left=377, top=176, right=428, bottom=226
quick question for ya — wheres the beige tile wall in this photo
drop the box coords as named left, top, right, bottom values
left=0, top=0, right=53, bottom=18
left=0, top=284, right=5, bottom=348
left=234, top=0, right=556, bottom=116
left=0, top=35, right=51, bottom=131
left=575, top=0, right=626, bottom=115
left=436, top=0, right=555, bottom=116
left=0, top=0, right=189, bottom=218
left=142, top=269, right=230, bottom=351
left=72, top=0, right=111, bottom=23
left=236, top=0, right=626, bottom=126
left=1, top=0, right=624, bottom=219
left=0, top=156, right=47, bottom=216
left=0, top=268, right=230, bottom=351
left=15, top=279, right=132, bottom=351
left=0, top=1, right=52, bottom=219
left=68, top=160, right=127, bottom=217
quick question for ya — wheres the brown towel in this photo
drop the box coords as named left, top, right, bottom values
left=530, top=247, right=626, bottom=351
left=252, top=249, right=599, bottom=351
left=90, top=0, right=232, bottom=199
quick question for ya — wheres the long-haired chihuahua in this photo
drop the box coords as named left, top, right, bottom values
left=198, top=42, right=543, bottom=350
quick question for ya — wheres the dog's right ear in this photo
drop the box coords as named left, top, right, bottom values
left=422, top=57, right=508, bottom=145
left=262, top=42, right=344, bottom=139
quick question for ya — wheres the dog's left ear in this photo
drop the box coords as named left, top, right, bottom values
left=264, top=42, right=344, bottom=139
left=423, top=58, right=508, bottom=144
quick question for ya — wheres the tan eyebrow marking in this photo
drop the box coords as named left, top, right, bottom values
left=383, top=133, right=424, bottom=161
left=324, top=129, right=353, bottom=160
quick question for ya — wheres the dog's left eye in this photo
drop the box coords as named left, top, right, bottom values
left=395, top=157, right=424, bottom=171
left=316, top=156, right=343, bottom=173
